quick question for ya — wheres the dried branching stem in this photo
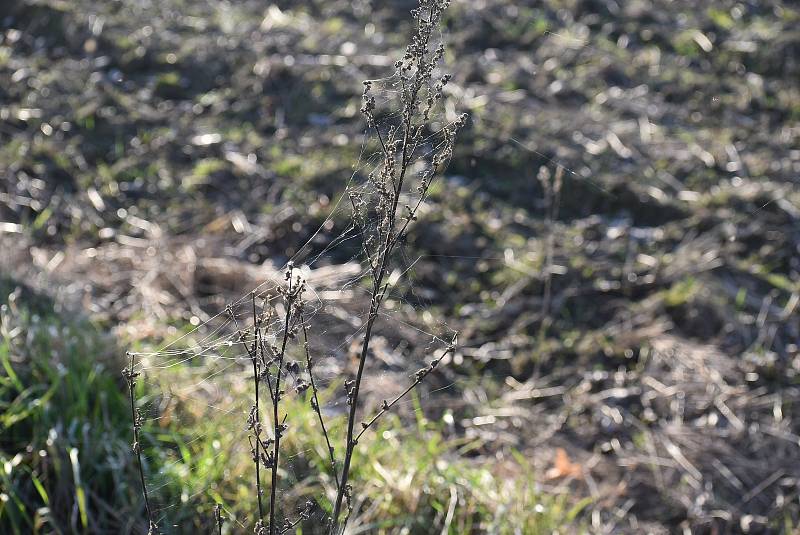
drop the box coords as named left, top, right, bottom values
left=230, top=266, right=307, bottom=534
left=123, top=352, right=159, bottom=535
left=228, top=297, right=266, bottom=528
left=329, top=1, right=465, bottom=531
left=259, top=263, right=307, bottom=534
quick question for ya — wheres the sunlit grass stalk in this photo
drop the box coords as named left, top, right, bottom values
left=538, top=165, right=563, bottom=335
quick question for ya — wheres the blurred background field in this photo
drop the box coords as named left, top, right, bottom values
left=1, top=0, right=799, bottom=533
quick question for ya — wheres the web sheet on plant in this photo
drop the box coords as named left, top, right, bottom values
left=121, top=22, right=673, bottom=528
left=126, top=65, right=462, bottom=527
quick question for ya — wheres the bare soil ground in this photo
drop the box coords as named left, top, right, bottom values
left=2, top=0, right=799, bottom=531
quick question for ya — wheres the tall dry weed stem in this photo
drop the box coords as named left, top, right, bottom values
left=331, top=0, right=464, bottom=529
left=125, top=0, right=464, bottom=532
left=123, top=352, right=159, bottom=535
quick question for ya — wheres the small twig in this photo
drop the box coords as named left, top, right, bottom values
left=228, top=299, right=265, bottom=526
left=355, top=343, right=455, bottom=443
left=251, top=295, right=266, bottom=525
left=278, top=501, right=314, bottom=534
left=738, top=469, right=785, bottom=507
left=123, top=352, right=159, bottom=535
left=348, top=194, right=376, bottom=275
left=300, top=312, right=340, bottom=488
left=269, top=264, right=305, bottom=535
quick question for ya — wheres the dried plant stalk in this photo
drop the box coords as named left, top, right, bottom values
left=229, top=265, right=306, bottom=535
left=214, top=504, right=224, bottom=535
left=301, top=312, right=340, bottom=488
left=126, top=2, right=464, bottom=532
left=123, top=352, right=159, bottom=535
left=228, top=296, right=267, bottom=530
left=329, top=0, right=466, bottom=531
left=267, top=265, right=305, bottom=535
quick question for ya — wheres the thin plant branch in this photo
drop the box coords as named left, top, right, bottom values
left=329, top=1, right=465, bottom=530
left=123, top=352, right=159, bottom=535
left=300, top=312, right=340, bottom=489
left=355, top=343, right=455, bottom=443
left=269, top=263, right=305, bottom=535
left=228, top=298, right=265, bottom=526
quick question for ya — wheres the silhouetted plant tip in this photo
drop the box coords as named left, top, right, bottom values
left=123, top=351, right=159, bottom=535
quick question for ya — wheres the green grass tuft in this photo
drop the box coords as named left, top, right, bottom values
left=0, top=280, right=139, bottom=534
